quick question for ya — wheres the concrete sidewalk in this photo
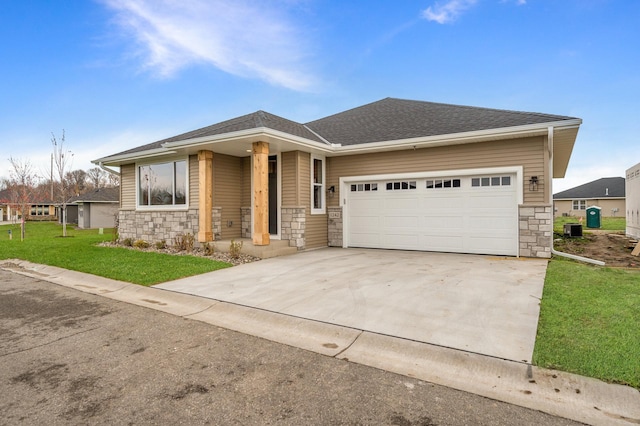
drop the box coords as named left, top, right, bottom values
left=1, top=259, right=639, bottom=426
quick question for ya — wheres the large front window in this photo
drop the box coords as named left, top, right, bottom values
left=138, top=160, right=187, bottom=207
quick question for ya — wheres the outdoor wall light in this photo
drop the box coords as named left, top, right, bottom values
left=529, top=176, right=539, bottom=191
left=327, top=185, right=335, bottom=193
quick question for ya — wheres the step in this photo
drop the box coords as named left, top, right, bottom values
left=213, top=239, right=299, bottom=259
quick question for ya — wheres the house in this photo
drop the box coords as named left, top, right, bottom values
left=626, top=162, right=640, bottom=239
left=93, top=98, right=582, bottom=258
left=0, top=189, right=57, bottom=222
left=553, top=177, right=626, bottom=218
left=69, top=187, right=120, bottom=229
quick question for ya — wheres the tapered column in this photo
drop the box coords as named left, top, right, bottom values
left=198, top=150, right=213, bottom=242
left=252, top=141, right=270, bottom=245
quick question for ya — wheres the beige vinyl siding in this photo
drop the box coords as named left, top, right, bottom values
left=327, top=137, right=546, bottom=206
left=241, top=157, right=251, bottom=208
left=188, top=155, right=198, bottom=209
left=281, top=151, right=299, bottom=206
left=213, top=154, right=242, bottom=239
left=296, top=152, right=328, bottom=248
left=121, top=163, right=136, bottom=209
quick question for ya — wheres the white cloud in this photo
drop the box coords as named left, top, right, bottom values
left=422, top=0, right=478, bottom=24
left=101, top=0, right=316, bottom=91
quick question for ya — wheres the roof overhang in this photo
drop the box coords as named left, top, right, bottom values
left=93, top=119, right=582, bottom=171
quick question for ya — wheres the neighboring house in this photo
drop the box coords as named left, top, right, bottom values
left=0, top=189, right=57, bottom=221
left=93, top=98, right=582, bottom=258
left=71, top=187, right=120, bottom=229
left=553, top=177, right=625, bottom=218
left=626, top=162, right=640, bottom=239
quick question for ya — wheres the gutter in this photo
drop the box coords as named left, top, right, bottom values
left=98, top=162, right=120, bottom=177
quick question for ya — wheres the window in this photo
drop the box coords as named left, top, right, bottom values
left=386, top=181, right=416, bottom=190
left=138, top=159, right=187, bottom=208
left=572, top=200, right=586, bottom=210
left=351, top=183, right=378, bottom=192
left=426, top=178, right=461, bottom=189
left=472, top=176, right=512, bottom=187
left=311, top=155, right=325, bottom=214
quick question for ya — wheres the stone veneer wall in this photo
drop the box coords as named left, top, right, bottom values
left=241, top=207, right=251, bottom=239
left=519, top=205, right=553, bottom=258
left=118, top=208, right=222, bottom=245
left=328, top=207, right=343, bottom=247
left=281, top=207, right=306, bottom=249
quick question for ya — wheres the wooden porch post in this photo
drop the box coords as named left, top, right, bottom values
left=198, top=150, right=213, bottom=243
left=252, top=141, right=270, bottom=246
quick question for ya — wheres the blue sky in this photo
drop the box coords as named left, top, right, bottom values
left=1, top=0, right=638, bottom=192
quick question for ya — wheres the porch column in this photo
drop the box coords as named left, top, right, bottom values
left=198, top=150, right=214, bottom=243
left=252, top=141, right=270, bottom=246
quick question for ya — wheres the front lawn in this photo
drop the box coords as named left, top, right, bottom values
left=0, top=222, right=231, bottom=286
left=533, top=258, right=640, bottom=388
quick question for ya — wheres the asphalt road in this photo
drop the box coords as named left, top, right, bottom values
left=0, top=269, right=583, bottom=425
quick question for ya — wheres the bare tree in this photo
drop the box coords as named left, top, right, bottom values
left=51, top=130, right=74, bottom=237
left=66, top=169, right=88, bottom=195
left=7, top=157, right=39, bottom=240
left=87, top=167, right=106, bottom=189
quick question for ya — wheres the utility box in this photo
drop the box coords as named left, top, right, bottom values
left=563, top=223, right=583, bottom=237
left=586, top=206, right=601, bottom=228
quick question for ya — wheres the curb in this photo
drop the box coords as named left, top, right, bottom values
left=2, top=260, right=639, bottom=426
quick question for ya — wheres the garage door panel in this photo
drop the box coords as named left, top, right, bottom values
left=347, top=173, right=518, bottom=256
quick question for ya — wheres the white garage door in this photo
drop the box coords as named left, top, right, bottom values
left=346, top=173, right=518, bottom=256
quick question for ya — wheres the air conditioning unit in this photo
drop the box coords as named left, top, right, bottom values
left=563, top=223, right=583, bottom=237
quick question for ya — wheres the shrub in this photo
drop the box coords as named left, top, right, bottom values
left=202, top=242, right=214, bottom=256
left=133, top=239, right=150, bottom=249
left=229, top=239, right=243, bottom=259
left=122, top=238, right=133, bottom=247
left=155, top=239, right=167, bottom=250
left=174, top=233, right=195, bottom=252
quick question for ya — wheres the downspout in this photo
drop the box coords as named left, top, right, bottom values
left=547, top=126, right=605, bottom=266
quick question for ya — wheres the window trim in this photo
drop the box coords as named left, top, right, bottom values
left=311, top=154, right=326, bottom=214
left=135, top=156, right=189, bottom=210
left=572, top=199, right=587, bottom=211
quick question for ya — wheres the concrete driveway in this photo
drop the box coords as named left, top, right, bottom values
left=156, top=248, right=548, bottom=362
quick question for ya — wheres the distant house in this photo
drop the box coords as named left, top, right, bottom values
left=0, top=189, right=57, bottom=222
left=71, top=187, right=120, bottom=229
left=626, top=163, right=640, bottom=239
left=553, top=177, right=625, bottom=218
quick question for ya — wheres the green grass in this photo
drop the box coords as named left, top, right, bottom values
left=0, top=222, right=231, bottom=286
left=554, top=215, right=626, bottom=233
left=533, top=258, right=640, bottom=388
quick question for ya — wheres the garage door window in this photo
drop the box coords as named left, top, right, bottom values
left=426, top=178, right=461, bottom=189
left=472, top=176, right=511, bottom=187
left=386, top=181, right=416, bottom=190
left=351, top=183, right=378, bottom=192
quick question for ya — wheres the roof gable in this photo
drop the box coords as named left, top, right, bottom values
left=553, top=177, right=625, bottom=199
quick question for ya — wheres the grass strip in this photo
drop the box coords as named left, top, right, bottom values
left=0, top=222, right=231, bottom=286
left=533, top=258, right=640, bottom=388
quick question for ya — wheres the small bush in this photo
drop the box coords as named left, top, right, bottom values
left=122, top=238, right=133, bottom=247
left=202, top=242, right=214, bottom=256
left=133, top=239, right=150, bottom=249
left=174, top=233, right=195, bottom=252
left=229, top=239, right=243, bottom=259
left=155, top=239, right=167, bottom=250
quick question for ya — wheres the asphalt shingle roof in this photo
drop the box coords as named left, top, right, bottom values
left=73, top=187, right=120, bottom=203
left=553, top=177, right=625, bottom=199
left=106, top=98, right=578, bottom=157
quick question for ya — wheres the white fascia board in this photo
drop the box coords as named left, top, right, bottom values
left=161, top=127, right=334, bottom=153
left=332, top=119, right=583, bottom=155
left=92, top=148, right=177, bottom=166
